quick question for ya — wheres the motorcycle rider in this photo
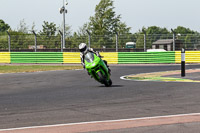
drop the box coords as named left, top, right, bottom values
left=79, top=43, right=111, bottom=74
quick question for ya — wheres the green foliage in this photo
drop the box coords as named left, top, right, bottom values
left=135, top=26, right=171, bottom=48
left=174, top=26, right=199, bottom=49
left=77, top=23, right=89, bottom=36
left=40, top=21, right=57, bottom=36
left=9, top=31, right=34, bottom=49
left=0, top=19, right=10, bottom=33
left=38, top=21, right=60, bottom=48
left=17, top=19, right=29, bottom=33
left=89, top=0, right=130, bottom=35
left=58, top=24, right=72, bottom=37
left=86, top=0, right=131, bottom=48
left=174, top=26, right=196, bottom=34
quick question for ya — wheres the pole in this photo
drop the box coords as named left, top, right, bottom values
left=171, top=29, right=176, bottom=51
left=144, top=33, right=146, bottom=52
left=173, top=32, right=175, bottom=51
left=6, top=31, right=11, bottom=52
left=32, top=30, right=37, bottom=52
left=63, top=7, right=66, bottom=49
left=60, top=0, right=67, bottom=49
left=116, top=32, right=118, bottom=52
left=59, top=30, right=63, bottom=52
left=181, top=48, right=185, bottom=77
left=86, top=30, right=91, bottom=48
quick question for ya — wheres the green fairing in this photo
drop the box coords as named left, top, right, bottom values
left=85, top=52, right=110, bottom=84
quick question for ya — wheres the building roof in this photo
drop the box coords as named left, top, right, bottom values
left=152, top=39, right=173, bottom=45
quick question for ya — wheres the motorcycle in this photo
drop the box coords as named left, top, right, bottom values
left=84, top=51, right=112, bottom=87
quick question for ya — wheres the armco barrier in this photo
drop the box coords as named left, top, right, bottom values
left=175, top=51, right=200, bottom=63
left=63, top=52, right=80, bottom=64
left=10, top=52, right=63, bottom=63
left=0, top=52, right=10, bottom=63
left=118, top=52, right=175, bottom=64
left=1, top=51, right=199, bottom=64
left=101, top=52, right=118, bottom=64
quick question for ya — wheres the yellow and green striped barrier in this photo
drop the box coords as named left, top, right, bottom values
left=0, top=52, right=10, bottom=63
left=63, top=52, right=80, bottom=64
left=10, top=52, right=63, bottom=63
left=62, top=52, right=118, bottom=64
left=176, top=51, right=200, bottom=63
left=118, top=51, right=175, bottom=64
left=0, top=51, right=200, bottom=64
left=101, top=52, right=118, bottom=64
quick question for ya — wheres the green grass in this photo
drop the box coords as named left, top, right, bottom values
left=0, top=65, right=82, bottom=73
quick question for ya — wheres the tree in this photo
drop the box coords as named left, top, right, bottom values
left=135, top=26, right=170, bottom=48
left=58, top=24, right=72, bottom=37
left=0, top=19, right=10, bottom=32
left=40, top=21, right=57, bottom=36
left=88, top=0, right=130, bottom=35
left=77, top=23, right=89, bottom=36
left=31, top=22, right=36, bottom=32
left=39, top=21, right=58, bottom=48
left=17, top=19, right=29, bottom=33
left=86, top=0, right=130, bottom=48
left=174, top=26, right=198, bottom=49
left=174, top=26, right=195, bottom=34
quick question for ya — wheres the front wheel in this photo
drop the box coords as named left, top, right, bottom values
left=105, top=79, right=112, bottom=87
left=97, top=71, right=112, bottom=87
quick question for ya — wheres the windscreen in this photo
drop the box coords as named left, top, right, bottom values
left=85, top=52, right=94, bottom=63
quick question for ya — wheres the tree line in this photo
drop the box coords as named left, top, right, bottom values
left=1, top=0, right=200, bottom=50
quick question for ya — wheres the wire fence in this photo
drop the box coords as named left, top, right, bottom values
left=0, top=33, right=200, bottom=52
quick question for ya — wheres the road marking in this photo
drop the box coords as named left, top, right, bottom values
left=120, top=69, right=200, bottom=83
left=1, top=113, right=200, bottom=133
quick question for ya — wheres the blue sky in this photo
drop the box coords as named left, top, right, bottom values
left=0, top=0, right=200, bottom=33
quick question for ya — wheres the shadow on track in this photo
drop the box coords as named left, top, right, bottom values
left=98, top=85, right=124, bottom=88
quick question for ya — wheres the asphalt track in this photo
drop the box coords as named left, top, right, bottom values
left=0, top=64, right=200, bottom=132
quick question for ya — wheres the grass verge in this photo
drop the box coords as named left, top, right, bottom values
left=0, top=65, right=82, bottom=73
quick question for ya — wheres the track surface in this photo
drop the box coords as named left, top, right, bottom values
left=0, top=64, right=200, bottom=130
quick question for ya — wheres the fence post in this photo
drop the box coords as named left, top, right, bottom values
left=116, top=32, right=118, bottom=52
left=59, top=30, right=63, bottom=52
left=171, top=29, right=176, bottom=51
left=144, top=32, right=146, bottom=52
left=86, top=30, right=91, bottom=48
left=32, top=30, right=37, bottom=52
left=6, top=31, right=11, bottom=52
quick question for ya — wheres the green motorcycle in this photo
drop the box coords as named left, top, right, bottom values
left=84, top=51, right=112, bottom=87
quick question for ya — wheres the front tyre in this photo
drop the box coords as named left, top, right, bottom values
left=97, top=71, right=105, bottom=83
left=105, top=79, right=112, bottom=87
left=97, top=71, right=112, bottom=87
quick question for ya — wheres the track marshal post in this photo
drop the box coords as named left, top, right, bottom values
left=181, top=47, right=185, bottom=77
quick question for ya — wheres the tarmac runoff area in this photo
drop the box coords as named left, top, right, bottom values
left=1, top=65, right=200, bottom=133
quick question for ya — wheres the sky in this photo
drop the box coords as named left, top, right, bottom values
left=0, top=0, right=200, bottom=33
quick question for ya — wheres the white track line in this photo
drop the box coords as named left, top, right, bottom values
left=1, top=112, right=200, bottom=131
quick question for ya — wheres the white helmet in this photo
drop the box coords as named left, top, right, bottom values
left=79, top=43, right=88, bottom=53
